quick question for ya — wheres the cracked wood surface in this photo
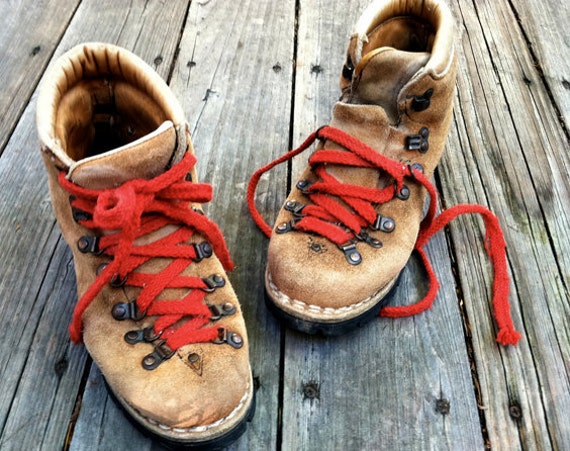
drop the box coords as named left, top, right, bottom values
left=0, top=0, right=568, bottom=450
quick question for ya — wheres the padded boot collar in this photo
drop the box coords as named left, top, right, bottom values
left=37, top=43, right=188, bottom=169
left=345, top=0, right=455, bottom=79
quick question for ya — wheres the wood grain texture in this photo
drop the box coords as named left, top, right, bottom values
left=0, top=0, right=80, bottom=154
left=70, top=365, right=156, bottom=451
left=507, top=0, right=570, bottom=128
left=282, top=0, right=483, bottom=449
left=442, top=0, right=570, bottom=448
left=0, top=0, right=191, bottom=449
left=0, top=94, right=89, bottom=449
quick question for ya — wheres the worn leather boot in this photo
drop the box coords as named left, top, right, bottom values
left=248, top=0, right=520, bottom=344
left=252, top=0, right=458, bottom=334
left=37, top=43, right=254, bottom=447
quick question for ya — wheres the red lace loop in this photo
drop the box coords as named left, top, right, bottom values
left=60, top=152, right=234, bottom=348
left=247, top=126, right=521, bottom=346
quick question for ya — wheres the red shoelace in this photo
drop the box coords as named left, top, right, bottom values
left=247, top=126, right=521, bottom=346
left=60, top=152, right=234, bottom=349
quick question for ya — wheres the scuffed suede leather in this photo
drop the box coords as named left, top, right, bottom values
left=266, top=0, right=457, bottom=325
left=37, top=43, right=253, bottom=441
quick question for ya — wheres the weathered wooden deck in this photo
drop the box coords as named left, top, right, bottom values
left=1, top=0, right=569, bottom=449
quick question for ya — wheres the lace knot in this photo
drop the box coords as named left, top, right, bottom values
left=59, top=152, right=234, bottom=349
left=93, top=183, right=146, bottom=230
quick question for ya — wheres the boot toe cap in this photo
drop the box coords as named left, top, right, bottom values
left=266, top=230, right=410, bottom=324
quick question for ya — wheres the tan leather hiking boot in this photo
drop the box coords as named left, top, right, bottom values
left=248, top=0, right=520, bottom=345
left=37, top=43, right=254, bottom=447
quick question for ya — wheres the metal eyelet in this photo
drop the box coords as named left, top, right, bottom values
left=405, top=127, right=430, bottom=153
left=193, top=241, right=213, bottom=262
left=124, top=326, right=161, bottom=344
left=109, top=273, right=127, bottom=288
left=78, top=235, right=104, bottom=255
left=96, top=263, right=108, bottom=276
left=339, top=240, right=362, bottom=265
left=69, top=195, right=92, bottom=222
left=284, top=200, right=305, bottom=216
left=209, top=302, right=237, bottom=321
left=142, top=340, right=175, bottom=370
left=409, top=163, right=424, bottom=176
left=296, top=179, right=312, bottom=194
left=411, top=88, right=433, bottom=112
left=356, top=230, right=383, bottom=248
left=371, top=215, right=396, bottom=233
left=112, top=301, right=145, bottom=321
left=188, top=352, right=200, bottom=364
left=201, top=274, right=226, bottom=292
left=187, top=352, right=202, bottom=372
left=276, top=218, right=300, bottom=234
left=71, top=207, right=92, bottom=223
left=211, top=327, right=243, bottom=349
left=342, top=55, right=354, bottom=80
left=395, top=183, right=410, bottom=200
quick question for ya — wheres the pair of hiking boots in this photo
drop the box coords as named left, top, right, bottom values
left=36, top=0, right=519, bottom=448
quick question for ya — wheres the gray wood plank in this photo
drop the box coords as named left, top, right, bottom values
left=0, top=0, right=80, bottom=153
left=442, top=0, right=570, bottom=448
left=169, top=0, right=297, bottom=448
left=0, top=0, right=192, bottom=450
left=0, top=91, right=90, bottom=450
left=70, top=365, right=157, bottom=451
left=508, top=0, right=570, bottom=128
left=0, top=238, right=89, bottom=451
left=282, top=243, right=485, bottom=450
left=282, top=1, right=484, bottom=449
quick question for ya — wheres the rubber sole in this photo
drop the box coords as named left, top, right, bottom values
left=265, top=273, right=402, bottom=336
left=105, top=376, right=256, bottom=450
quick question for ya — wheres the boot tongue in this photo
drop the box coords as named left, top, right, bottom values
left=324, top=103, right=393, bottom=189
left=350, top=47, right=430, bottom=123
left=322, top=48, right=429, bottom=189
left=69, top=121, right=178, bottom=190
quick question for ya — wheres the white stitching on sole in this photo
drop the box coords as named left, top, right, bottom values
left=267, top=272, right=388, bottom=317
left=136, top=381, right=251, bottom=435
